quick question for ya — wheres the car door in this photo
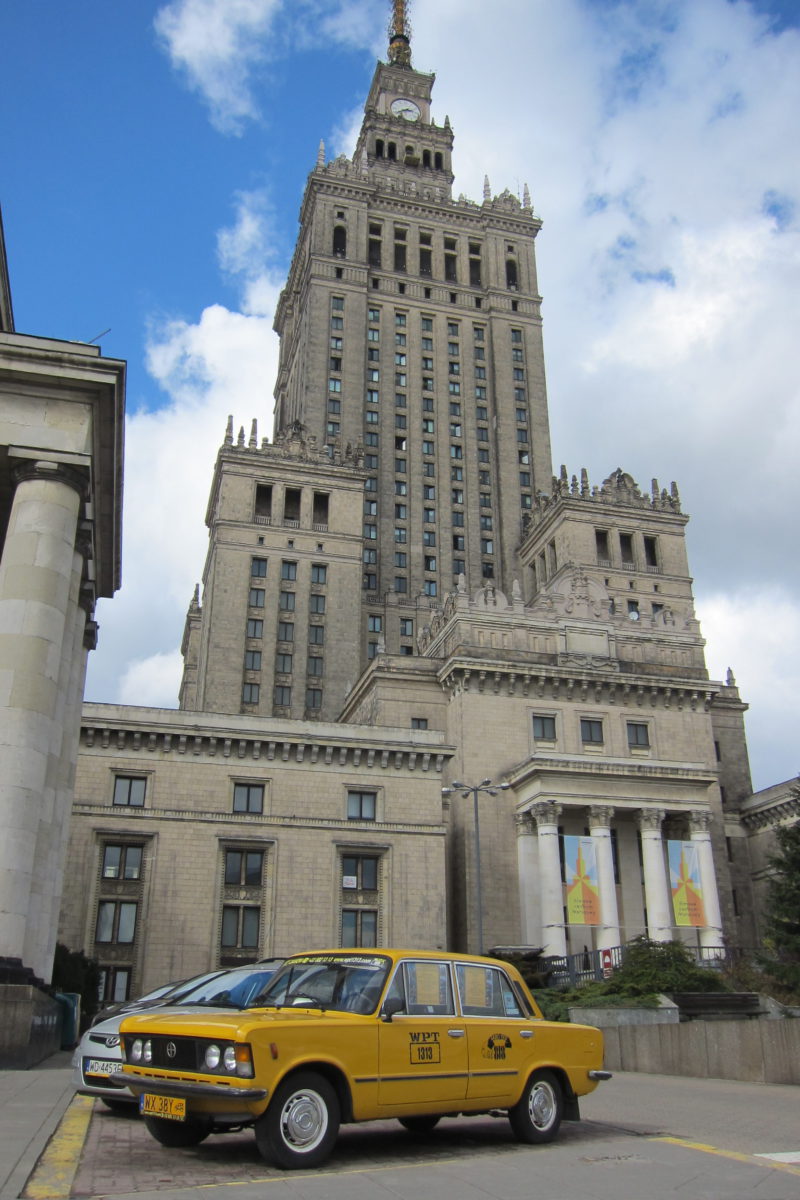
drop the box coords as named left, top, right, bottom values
left=378, top=959, right=468, bottom=1108
left=455, top=962, right=534, bottom=1103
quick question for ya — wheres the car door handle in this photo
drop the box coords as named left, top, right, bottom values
left=447, top=1029, right=466, bottom=1038
left=519, top=1030, right=533, bottom=1038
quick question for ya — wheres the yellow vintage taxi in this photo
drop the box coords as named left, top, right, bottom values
left=117, top=949, right=610, bottom=1169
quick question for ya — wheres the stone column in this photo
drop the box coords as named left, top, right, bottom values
left=637, top=808, right=672, bottom=941
left=588, top=806, right=621, bottom=950
left=531, top=802, right=566, bottom=956
left=689, top=810, right=725, bottom=951
left=515, top=812, right=541, bottom=945
left=0, top=459, right=87, bottom=978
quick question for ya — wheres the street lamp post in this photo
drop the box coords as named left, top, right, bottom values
left=441, top=778, right=511, bottom=954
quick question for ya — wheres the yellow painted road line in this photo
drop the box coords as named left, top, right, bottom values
left=654, top=1136, right=800, bottom=1178
left=23, top=1094, right=94, bottom=1200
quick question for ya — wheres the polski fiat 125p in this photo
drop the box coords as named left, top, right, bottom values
left=117, top=949, right=610, bottom=1169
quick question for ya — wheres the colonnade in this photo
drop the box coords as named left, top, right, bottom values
left=516, top=801, right=724, bottom=957
left=0, top=459, right=95, bottom=981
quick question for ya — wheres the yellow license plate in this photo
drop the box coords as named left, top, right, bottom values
left=139, top=1093, right=186, bottom=1121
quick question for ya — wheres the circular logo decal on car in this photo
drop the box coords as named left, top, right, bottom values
left=166, top=1042, right=177, bottom=1058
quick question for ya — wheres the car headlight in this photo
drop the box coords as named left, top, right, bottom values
left=143, top=1040, right=152, bottom=1064
left=223, top=1046, right=237, bottom=1072
left=205, top=1044, right=221, bottom=1070
left=130, top=1039, right=143, bottom=1063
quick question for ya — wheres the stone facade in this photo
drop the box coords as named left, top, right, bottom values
left=0, top=213, right=125, bottom=984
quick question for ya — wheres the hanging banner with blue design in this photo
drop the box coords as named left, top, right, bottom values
left=564, top=836, right=601, bottom=925
left=668, top=840, right=706, bottom=927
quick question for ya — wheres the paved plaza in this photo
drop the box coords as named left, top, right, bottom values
left=3, top=1060, right=799, bottom=1200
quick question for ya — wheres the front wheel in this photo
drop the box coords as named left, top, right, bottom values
left=399, top=1115, right=441, bottom=1134
left=508, top=1069, right=563, bottom=1144
left=143, top=1116, right=210, bottom=1147
left=255, top=1072, right=340, bottom=1169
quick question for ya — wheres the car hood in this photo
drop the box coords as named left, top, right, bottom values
left=120, top=1007, right=362, bottom=1041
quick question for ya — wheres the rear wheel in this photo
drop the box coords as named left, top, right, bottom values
left=143, top=1116, right=210, bottom=1147
left=255, top=1072, right=340, bottom=1169
left=508, top=1070, right=563, bottom=1144
left=399, top=1116, right=441, bottom=1134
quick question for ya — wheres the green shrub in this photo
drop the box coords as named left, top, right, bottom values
left=51, top=942, right=101, bottom=1030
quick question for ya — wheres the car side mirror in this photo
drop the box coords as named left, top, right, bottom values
left=380, top=997, right=405, bottom=1023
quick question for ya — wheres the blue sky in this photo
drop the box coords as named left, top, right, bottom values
left=3, top=0, right=799, bottom=790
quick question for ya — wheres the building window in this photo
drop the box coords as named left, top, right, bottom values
left=580, top=719, right=604, bottom=745
left=347, top=790, right=376, bottom=821
left=423, top=580, right=437, bottom=596
left=533, top=715, right=556, bottom=741
left=309, top=594, right=326, bottom=614
left=101, top=844, right=143, bottom=880
left=113, top=777, right=146, bottom=807
left=394, top=576, right=408, bottom=592
left=224, top=849, right=263, bottom=887
left=242, top=682, right=260, bottom=704
left=368, top=615, right=382, bottom=632
left=342, top=855, right=379, bottom=890
left=308, top=624, right=325, bottom=645
left=277, top=621, right=293, bottom=642
left=627, top=722, right=650, bottom=748
left=276, top=653, right=292, bottom=674
left=251, top=557, right=267, bottom=577
left=249, top=587, right=265, bottom=608
left=244, top=650, right=262, bottom=670
left=247, top=618, right=263, bottom=638
left=306, top=688, right=322, bottom=710
left=233, top=783, right=264, bottom=814
left=281, top=561, right=297, bottom=581
left=400, top=618, right=413, bottom=636
left=341, top=909, right=377, bottom=948
left=95, top=900, right=137, bottom=944
left=307, top=656, right=323, bottom=676
left=279, top=591, right=295, bottom=611
left=98, top=967, right=131, bottom=1004
left=411, top=717, right=428, bottom=730
left=274, top=685, right=292, bottom=707
left=221, top=905, right=260, bottom=950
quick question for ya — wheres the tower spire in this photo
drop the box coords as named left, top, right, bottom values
left=388, top=0, right=412, bottom=66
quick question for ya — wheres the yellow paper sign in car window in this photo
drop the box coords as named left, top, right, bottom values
left=413, top=962, right=445, bottom=1007
left=463, top=965, right=491, bottom=1010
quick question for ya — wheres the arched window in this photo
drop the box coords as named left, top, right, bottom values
left=375, top=138, right=384, bottom=158
left=333, top=226, right=347, bottom=258
left=422, top=149, right=431, bottom=168
left=388, top=142, right=397, bottom=161
left=434, top=151, right=443, bottom=170
left=506, top=259, right=518, bottom=290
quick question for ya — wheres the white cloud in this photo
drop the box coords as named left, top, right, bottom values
left=85, top=201, right=283, bottom=707
left=154, top=0, right=281, bottom=134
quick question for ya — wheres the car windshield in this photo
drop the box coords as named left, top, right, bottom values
left=174, top=967, right=280, bottom=1009
left=247, top=953, right=391, bottom=1013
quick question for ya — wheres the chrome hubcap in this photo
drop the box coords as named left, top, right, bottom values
left=280, top=1090, right=327, bottom=1151
left=529, top=1082, right=555, bottom=1129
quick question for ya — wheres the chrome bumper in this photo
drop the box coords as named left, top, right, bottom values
left=110, top=1072, right=267, bottom=1101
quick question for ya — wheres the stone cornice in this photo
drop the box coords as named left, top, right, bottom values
left=508, top=753, right=718, bottom=789
left=80, top=703, right=451, bottom=774
left=740, top=795, right=800, bottom=830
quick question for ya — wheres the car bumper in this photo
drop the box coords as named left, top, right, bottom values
left=111, top=1072, right=268, bottom=1102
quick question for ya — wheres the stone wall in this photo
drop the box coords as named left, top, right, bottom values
left=0, top=985, right=62, bottom=1068
left=600, top=1017, right=800, bottom=1085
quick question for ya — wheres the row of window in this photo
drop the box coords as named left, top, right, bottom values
left=533, top=714, right=651, bottom=749
left=113, top=777, right=380, bottom=821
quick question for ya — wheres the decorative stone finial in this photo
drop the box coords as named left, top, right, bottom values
left=249, top=419, right=258, bottom=448
left=224, top=415, right=234, bottom=446
left=237, top=426, right=245, bottom=447
left=317, top=140, right=325, bottom=168
left=523, top=182, right=531, bottom=208
left=483, top=175, right=491, bottom=202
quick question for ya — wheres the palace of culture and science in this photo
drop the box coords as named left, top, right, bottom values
left=48, top=6, right=763, bottom=1004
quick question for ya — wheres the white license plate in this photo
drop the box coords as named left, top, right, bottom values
left=85, top=1057, right=123, bottom=1077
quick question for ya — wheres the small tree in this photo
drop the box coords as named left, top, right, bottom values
left=51, top=943, right=101, bottom=1030
left=760, top=791, right=800, bottom=999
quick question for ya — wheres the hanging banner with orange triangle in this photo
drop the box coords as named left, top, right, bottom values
left=564, top=836, right=601, bottom=925
left=668, top=840, right=706, bottom=927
